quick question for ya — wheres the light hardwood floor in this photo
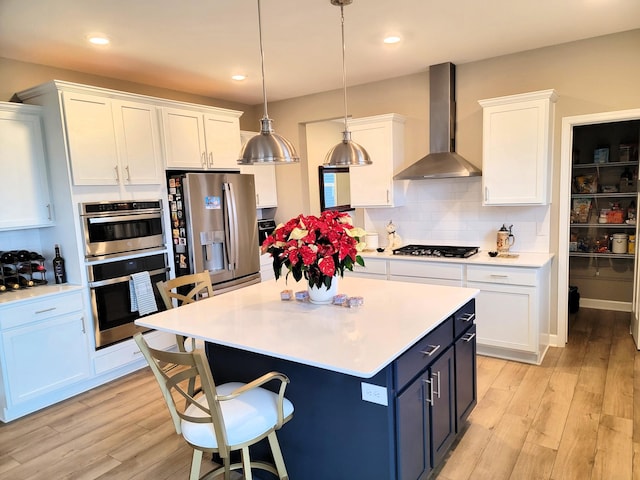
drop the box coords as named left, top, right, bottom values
left=0, top=307, right=638, bottom=479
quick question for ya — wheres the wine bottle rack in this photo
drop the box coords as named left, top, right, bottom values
left=0, top=250, right=47, bottom=292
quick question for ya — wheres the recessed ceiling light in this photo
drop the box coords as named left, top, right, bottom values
left=87, top=34, right=110, bottom=46
left=383, top=36, right=401, bottom=44
left=231, top=74, right=247, bottom=81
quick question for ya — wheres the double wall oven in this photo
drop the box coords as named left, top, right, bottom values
left=80, top=200, right=170, bottom=349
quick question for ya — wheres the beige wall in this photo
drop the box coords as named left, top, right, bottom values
left=0, top=57, right=260, bottom=130
left=265, top=29, right=640, bottom=225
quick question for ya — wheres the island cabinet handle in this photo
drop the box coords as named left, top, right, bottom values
left=420, top=344, right=440, bottom=357
left=432, top=371, right=441, bottom=399
left=422, top=378, right=434, bottom=406
left=461, top=312, right=475, bottom=322
left=463, top=332, right=476, bottom=342
left=490, top=274, right=509, bottom=278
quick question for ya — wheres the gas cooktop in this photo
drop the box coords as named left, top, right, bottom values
left=392, top=244, right=479, bottom=258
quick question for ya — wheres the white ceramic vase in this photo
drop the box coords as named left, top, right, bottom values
left=307, top=276, right=338, bottom=304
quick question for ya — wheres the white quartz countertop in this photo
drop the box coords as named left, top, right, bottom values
left=0, top=284, right=84, bottom=307
left=360, top=250, right=554, bottom=268
left=136, top=276, right=478, bottom=378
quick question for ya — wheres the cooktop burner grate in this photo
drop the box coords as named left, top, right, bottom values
left=392, top=244, right=479, bottom=258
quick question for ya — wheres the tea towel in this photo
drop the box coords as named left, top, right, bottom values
left=129, top=271, right=158, bottom=316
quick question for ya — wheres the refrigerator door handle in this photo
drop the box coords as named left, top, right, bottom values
left=223, top=182, right=240, bottom=271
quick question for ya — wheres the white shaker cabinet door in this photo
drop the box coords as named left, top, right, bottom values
left=161, top=107, right=208, bottom=169
left=240, top=131, right=278, bottom=207
left=479, top=90, right=557, bottom=205
left=348, top=114, right=405, bottom=208
left=0, top=104, right=53, bottom=229
left=204, top=113, right=241, bottom=170
left=63, top=92, right=120, bottom=185
left=112, top=100, right=163, bottom=185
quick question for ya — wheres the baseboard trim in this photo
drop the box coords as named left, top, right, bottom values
left=579, top=298, right=632, bottom=312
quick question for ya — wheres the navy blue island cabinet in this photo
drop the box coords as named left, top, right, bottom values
left=206, top=299, right=476, bottom=480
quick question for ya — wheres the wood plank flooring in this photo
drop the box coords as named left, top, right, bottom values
left=0, top=307, right=638, bottom=479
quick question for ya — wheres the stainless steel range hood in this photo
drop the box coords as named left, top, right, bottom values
left=394, top=62, right=481, bottom=180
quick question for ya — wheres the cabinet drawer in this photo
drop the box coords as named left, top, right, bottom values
left=353, top=257, right=387, bottom=276
left=0, top=291, right=84, bottom=329
left=395, top=317, right=453, bottom=390
left=389, top=260, right=463, bottom=281
left=453, top=299, right=476, bottom=339
left=467, top=265, right=538, bottom=286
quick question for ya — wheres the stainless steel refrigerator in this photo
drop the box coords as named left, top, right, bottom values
left=168, top=172, right=261, bottom=293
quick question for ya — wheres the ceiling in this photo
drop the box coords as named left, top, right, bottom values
left=1, top=0, right=639, bottom=106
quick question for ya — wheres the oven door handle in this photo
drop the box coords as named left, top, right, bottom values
left=88, top=267, right=170, bottom=288
left=87, top=213, right=161, bottom=224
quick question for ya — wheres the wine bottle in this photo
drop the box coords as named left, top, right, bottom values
left=16, top=250, right=30, bottom=262
left=0, top=281, right=6, bottom=292
left=5, top=276, right=34, bottom=288
left=53, top=244, right=66, bottom=284
left=0, top=251, right=16, bottom=264
left=1, top=277, right=20, bottom=290
left=17, top=263, right=46, bottom=274
left=29, top=251, right=45, bottom=261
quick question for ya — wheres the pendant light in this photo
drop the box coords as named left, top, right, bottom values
left=238, top=0, right=299, bottom=165
left=324, top=0, right=371, bottom=168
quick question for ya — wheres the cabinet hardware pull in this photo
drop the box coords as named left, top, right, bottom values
left=422, top=378, right=434, bottom=405
left=46, top=203, right=52, bottom=220
left=209, top=152, right=214, bottom=167
left=485, top=186, right=488, bottom=202
left=80, top=316, right=86, bottom=334
left=125, top=165, right=131, bottom=181
left=114, top=166, right=119, bottom=182
left=490, top=274, right=509, bottom=278
left=420, top=344, right=440, bottom=357
left=256, top=194, right=260, bottom=205
left=35, top=307, right=56, bottom=314
left=387, top=189, right=390, bottom=203
left=461, top=312, right=475, bottom=322
left=463, top=332, right=476, bottom=342
left=201, top=152, right=207, bottom=167
left=432, top=371, right=441, bottom=399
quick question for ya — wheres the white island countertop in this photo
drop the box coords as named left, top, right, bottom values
left=136, top=276, right=478, bottom=378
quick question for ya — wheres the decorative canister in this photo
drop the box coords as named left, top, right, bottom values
left=629, top=235, right=636, bottom=254
left=612, top=233, right=629, bottom=254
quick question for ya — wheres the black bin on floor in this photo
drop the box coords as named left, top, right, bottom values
left=569, top=285, right=580, bottom=313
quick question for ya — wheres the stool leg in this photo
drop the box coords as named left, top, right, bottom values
left=190, top=449, right=203, bottom=480
left=267, top=432, right=289, bottom=480
left=241, top=446, right=253, bottom=480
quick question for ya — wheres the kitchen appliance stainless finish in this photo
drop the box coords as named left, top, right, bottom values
left=258, top=218, right=277, bottom=246
left=168, top=173, right=261, bottom=293
left=393, top=244, right=479, bottom=258
left=394, top=62, right=482, bottom=180
left=80, top=200, right=165, bottom=259
left=88, top=252, right=170, bottom=349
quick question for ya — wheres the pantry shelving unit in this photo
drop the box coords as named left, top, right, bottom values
left=568, top=120, right=639, bottom=305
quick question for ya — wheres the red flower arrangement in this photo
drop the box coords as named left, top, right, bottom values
left=261, top=210, right=366, bottom=289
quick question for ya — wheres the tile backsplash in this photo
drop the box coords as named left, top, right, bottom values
left=362, top=177, right=550, bottom=253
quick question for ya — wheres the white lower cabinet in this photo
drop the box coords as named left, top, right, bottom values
left=467, top=264, right=549, bottom=364
left=0, top=289, right=91, bottom=422
left=354, top=256, right=551, bottom=364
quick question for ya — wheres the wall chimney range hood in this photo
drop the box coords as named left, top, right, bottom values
left=394, top=62, right=481, bottom=180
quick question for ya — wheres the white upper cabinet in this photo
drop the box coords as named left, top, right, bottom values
left=63, top=92, right=163, bottom=186
left=479, top=89, right=557, bottom=205
left=0, top=103, right=53, bottom=230
left=161, top=106, right=242, bottom=170
left=239, top=130, right=278, bottom=208
left=348, top=113, right=406, bottom=208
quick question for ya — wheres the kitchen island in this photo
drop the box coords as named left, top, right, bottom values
left=136, top=276, right=479, bottom=479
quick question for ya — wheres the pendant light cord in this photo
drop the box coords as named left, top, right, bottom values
left=257, top=0, right=268, bottom=119
left=340, top=4, right=348, bottom=133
